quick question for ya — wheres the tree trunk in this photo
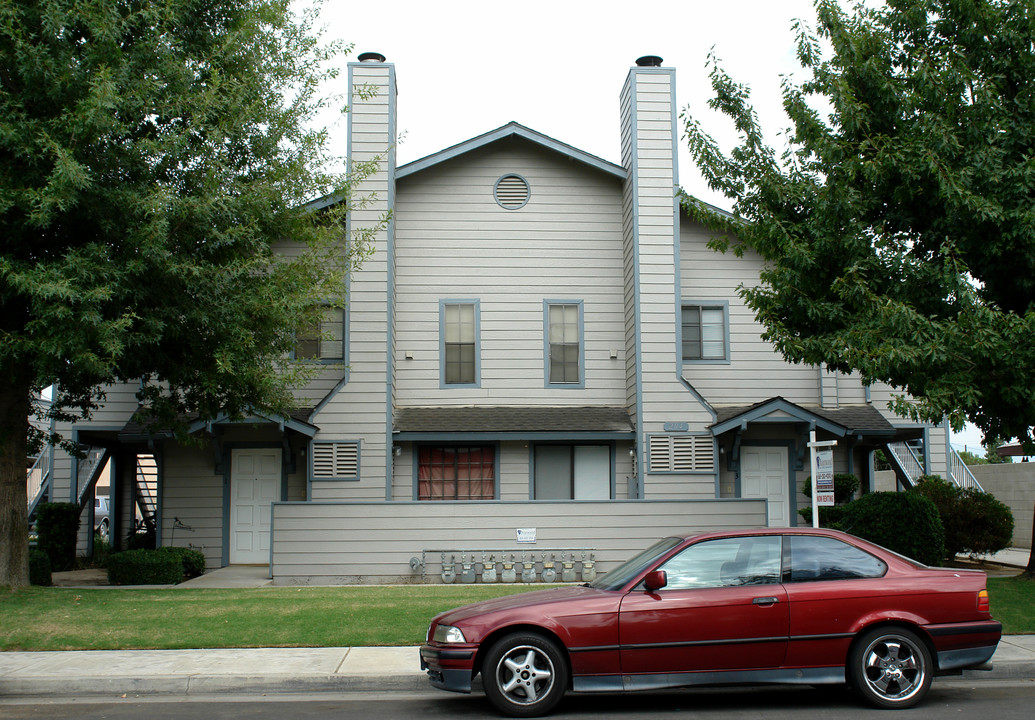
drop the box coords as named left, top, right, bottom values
left=0, top=372, right=31, bottom=588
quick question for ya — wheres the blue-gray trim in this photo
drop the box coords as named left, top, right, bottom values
left=710, top=398, right=847, bottom=437
left=439, top=299, right=481, bottom=388
left=543, top=299, right=585, bottom=389
left=307, top=439, right=362, bottom=490
left=493, top=173, right=531, bottom=210
left=528, top=441, right=618, bottom=500
left=188, top=412, right=317, bottom=438
left=409, top=441, right=502, bottom=501
left=220, top=442, right=286, bottom=568
left=397, top=122, right=625, bottom=180
left=738, top=440, right=797, bottom=526
left=679, top=301, right=731, bottom=365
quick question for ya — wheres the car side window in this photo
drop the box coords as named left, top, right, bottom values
left=788, top=535, right=887, bottom=582
left=658, top=536, right=782, bottom=589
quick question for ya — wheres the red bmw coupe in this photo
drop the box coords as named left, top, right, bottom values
left=420, top=528, right=1001, bottom=717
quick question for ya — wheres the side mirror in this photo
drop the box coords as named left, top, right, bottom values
left=643, top=569, right=667, bottom=592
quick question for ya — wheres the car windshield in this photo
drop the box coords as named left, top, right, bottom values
left=587, top=537, right=682, bottom=591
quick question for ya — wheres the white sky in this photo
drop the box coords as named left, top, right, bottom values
left=308, top=0, right=992, bottom=455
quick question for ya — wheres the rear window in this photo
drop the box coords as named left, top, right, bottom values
left=788, top=535, right=887, bottom=581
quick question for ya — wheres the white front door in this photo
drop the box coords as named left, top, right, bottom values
left=741, top=447, right=790, bottom=527
left=230, top=448, right=281, bottom=564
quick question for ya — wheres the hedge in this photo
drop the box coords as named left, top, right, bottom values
left=35, top=502, right=81, bottom=572
left=835, top=491, right=946, bottom=566
left=107, top=549, right=184, bottom=585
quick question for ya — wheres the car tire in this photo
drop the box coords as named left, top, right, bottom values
left=97, top=518, right=109, bottom=543
left=848, top=626, right=932, bottom=709
left=482, top=632, right=568, bottom=717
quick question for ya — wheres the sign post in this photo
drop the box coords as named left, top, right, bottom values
left=808, top=430, right=838, bottom=529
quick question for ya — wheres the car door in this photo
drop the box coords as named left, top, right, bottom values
left=618, top=535, right=789, bottom=684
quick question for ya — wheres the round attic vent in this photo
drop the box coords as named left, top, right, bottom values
left=494, top=174, right=530, bottom=210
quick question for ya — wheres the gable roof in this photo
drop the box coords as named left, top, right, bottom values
left=396, top=121, right=626, bottom=181
left=709, top=397, right=901, bottom=440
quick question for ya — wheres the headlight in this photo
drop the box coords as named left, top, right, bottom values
left=433, top=624, right=467, bottom=643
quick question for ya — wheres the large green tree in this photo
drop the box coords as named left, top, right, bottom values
left=1, top=1, right=376, bottom=587
left=683, top=0, right=1035, bottom=447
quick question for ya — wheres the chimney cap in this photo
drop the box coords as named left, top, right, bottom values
left=357, top=52, right=387, bottom=63
left=636, top=55, right=663, bottom=67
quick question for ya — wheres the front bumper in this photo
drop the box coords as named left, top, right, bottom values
left=419, top=645, right=477, bottom=693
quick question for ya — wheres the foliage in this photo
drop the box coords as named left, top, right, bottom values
left=836, top=491, right=945, bottom=566
left=799, top=473, right=858, bottom=526
left=983, top=441, right=1013, bottom=464
left=914, top=475, right=1013, bottom=558
left=0, top=0, right=380, bottom=587
left=682, top=0, right=1035, bottom=448
left=34, top=502, right=81, bottom=571
left=157, top=546, right=206, bottom=579
left=957, top=449, right=986, bottom=466
left=127, top=526, right=156, bottom=551
left=28, top=548, right=51, bottom=586
left=107, top=549, right=183, bottom=586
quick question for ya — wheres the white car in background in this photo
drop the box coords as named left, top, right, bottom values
left=94, top=496, right=110, bottom=542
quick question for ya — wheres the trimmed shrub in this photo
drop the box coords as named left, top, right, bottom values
left=157, top=546, right=206, bottom=579
left=127, top=525, right=156, bottom=550
left=914, top=476, right=1015, bottom=559
left=29, top=548, right=52, bottom=586
left=835, top=491, right=945, bottom=566
left=35, top=502, right=81, bottom=571
left=798, top=505, right=848, bottom=528
left=107, top=549, right=183, bottom=585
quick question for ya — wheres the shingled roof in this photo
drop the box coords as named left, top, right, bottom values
left=394, top=406, right=634, bottom=434
left=711, top=397, right=908, bottom=439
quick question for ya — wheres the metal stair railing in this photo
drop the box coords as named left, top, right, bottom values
left=948, top=447, right=983, bottom=491
left=135, top=454, right=158, bottom=530
left=76, top=446, right=110, bottom=506
left=27, top=451, right=51, bottom=519
left=886, top=441, right=924, bottom=488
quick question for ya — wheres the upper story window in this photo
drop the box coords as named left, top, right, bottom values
left=295, top=306, right=344, bottom=362
left=545, top=301, right=583, bottom=387
left=441, top=301, right=479, bottom=386
left=681, top=303, right=728, bottom=363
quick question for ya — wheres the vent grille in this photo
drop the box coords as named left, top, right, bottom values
left=648, top=435, right=714, bottom=473
left=494, top=174, right=530, bottom=209
left=312, top=442, right=359, bottom=479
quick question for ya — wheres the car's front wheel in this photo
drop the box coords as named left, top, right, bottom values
left=848, top=626, right=932, bottom=709
left=97, top=518, right=109, bottom=543
left=482, top=632, right=568, bottom=717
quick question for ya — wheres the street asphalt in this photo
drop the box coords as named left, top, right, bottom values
left=1, top=548, right=1031, bottom=699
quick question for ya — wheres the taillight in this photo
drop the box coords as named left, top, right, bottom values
left=978, top=589, right=990, bottom=613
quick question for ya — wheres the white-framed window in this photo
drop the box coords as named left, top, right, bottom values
left=681, top=303, right=728, bottom=362
left=648, top=434, right=715, bottom=473
left=295, top=306, right=345, bottom=362
left=311, top=441, right=359, bottom=480
left=545, top=301, right=583, bottom=386
left=441, top=301, right=479, bottom=386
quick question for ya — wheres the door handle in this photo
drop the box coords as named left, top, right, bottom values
left=752, top=596, right=779, bottom=606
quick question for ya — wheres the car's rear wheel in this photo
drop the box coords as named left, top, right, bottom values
left=482, top=632, right=568, bottom=717
left=849, top=627, right=932, bottom=709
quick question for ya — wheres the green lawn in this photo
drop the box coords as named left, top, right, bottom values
left=1, top=577, right=1030, bottom=652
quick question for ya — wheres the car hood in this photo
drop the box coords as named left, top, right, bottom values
left=434, top=585, right=612, bottom=627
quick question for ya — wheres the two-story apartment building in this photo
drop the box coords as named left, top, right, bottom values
left=30, top=54, right=972, bottom=584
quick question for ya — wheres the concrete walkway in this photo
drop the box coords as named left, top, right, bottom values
left=3, top=550, right=1030, bottom=699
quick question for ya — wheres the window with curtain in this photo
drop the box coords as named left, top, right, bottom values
left=681, top=304, right=727, bottom=361
left=547, top=302, right=581, bottom=384
left=418, top=446, right=496, bottom=500
left=442, top=302, right=477, bottom=385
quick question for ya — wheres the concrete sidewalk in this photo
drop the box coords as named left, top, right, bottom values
left=1, top=638, right=1033, bottom=699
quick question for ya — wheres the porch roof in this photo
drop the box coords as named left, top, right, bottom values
left=393, top=406, right=635, bottom=441
left=710, top=397, right=901, bottom=440
left=119, top=407, right=318, bottom=441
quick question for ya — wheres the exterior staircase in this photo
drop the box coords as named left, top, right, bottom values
left=26, top=451, right=51, bottom=521
left=885, top=440, right=982, bottom=491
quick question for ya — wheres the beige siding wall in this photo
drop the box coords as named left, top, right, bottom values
left=393, top=141, right=627, bottom=406
left=271, top=498, right=768, bottom=584
left=970, top=463, right=1034, bottom=549
left=159, top=444, right=224, bottom=569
